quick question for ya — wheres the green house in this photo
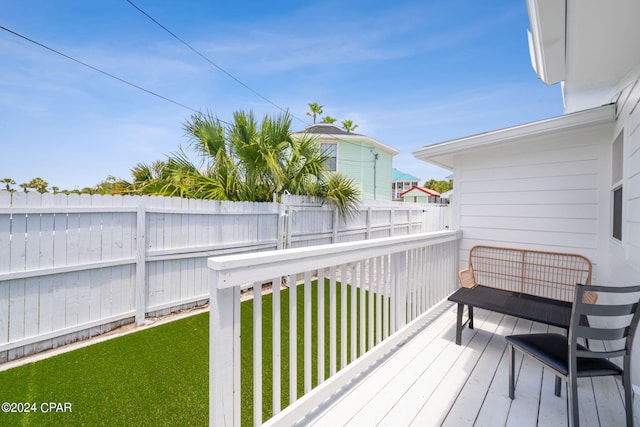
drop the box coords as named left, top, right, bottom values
left=293, top=124, right=398, bottom=201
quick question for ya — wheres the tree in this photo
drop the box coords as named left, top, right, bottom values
left=1, top=178, right=15, bottom=192
left=321, top=116, right=337, bottom=123
left=306, top=102, right=323, bottom=124
left=121, top=110, right=360, bottom=217
left=341, top=119, right=358, bottom=133
left=423, top=179, right=452, bottom=194
left=26, top=177, right=49, bottom=193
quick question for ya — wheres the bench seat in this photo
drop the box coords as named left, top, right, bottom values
left=448, top=286, right=572, bottom=345
left=449, top=246, right=593, bottom=345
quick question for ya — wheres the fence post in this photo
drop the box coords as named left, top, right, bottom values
left=277, top=203, right=286, bottom=250
left=135, top=200, right=147, bottom=325
left=332, top=208, right=339, bottom=243
left=390, top=206, right=396, bottom=236
left=366, top=207, right=372, bottom=239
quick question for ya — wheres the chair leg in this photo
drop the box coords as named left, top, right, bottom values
left=555, top=375, right=562, bottom=397
left=568, top=375, right=579, bottom=427
left=623, top=370, right=633, bottom=427
left=509, top=344, right=515, bottom=399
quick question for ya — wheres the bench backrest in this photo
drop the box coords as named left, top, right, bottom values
left=467, top=246, right=592, bottom=302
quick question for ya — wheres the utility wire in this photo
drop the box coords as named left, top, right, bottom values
left=0, top=24, right=199, bottom=113
left=125, top=0, right=368, bottom=147
left=125, top=0, right=312, bottom=128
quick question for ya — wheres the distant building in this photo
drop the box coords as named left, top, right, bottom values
left=392, top=168, right=420, bottom=201
left=400, top=186, right=441, bottom=203
left=293, top=124, right=398, bottom=201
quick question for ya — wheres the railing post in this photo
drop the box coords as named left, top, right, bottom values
left=210, top=270, right=240, bottom=427
left=390, top=250, right=407, bottom=333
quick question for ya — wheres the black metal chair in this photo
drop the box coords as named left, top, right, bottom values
left=506, top=283, right=640, bottom=427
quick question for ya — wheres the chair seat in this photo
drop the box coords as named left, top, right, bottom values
left=506, top=333, right=623, bottom=377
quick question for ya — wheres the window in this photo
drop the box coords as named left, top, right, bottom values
left=612, top=186, right=623, bottom=241
left=611, top=133, right=623, bottom=241
left=321, top=143, right=337, bottom=171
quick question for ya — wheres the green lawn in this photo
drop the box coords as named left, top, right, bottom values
left=0, top=280, right=384, bottom=426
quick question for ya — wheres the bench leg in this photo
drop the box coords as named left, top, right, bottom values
left=468, top=306, right=474, bottom=330
left=456, top=303, right=464, bottom=345
left=509, top=343, right=515, bottom=399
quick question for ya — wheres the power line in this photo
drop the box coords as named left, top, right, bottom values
left=124, top=1, right=368, bottom=144
left=0, top=24, right=200, bottom=113
left=126, top=0, right=305, bottom=122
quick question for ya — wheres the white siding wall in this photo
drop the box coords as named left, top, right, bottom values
left=451, top=96, right=640, bottom=385
left=453, top=123, right=613, bottom=281
left=612, top=76, right=640, bottom=285
left=612, top=76, right=640, bottom=388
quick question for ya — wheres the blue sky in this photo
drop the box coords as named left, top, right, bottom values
left=1, top=0, right=563, bottom=191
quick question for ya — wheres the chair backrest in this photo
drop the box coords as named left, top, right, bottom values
left=468, top=246, right=592, bottom=302
left=569, top=284, right=640, bottom=361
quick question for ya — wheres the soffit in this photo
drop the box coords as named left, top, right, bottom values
left=412, top=104, right=614, bottom=170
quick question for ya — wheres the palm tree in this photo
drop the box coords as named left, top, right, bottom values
left=306, top=102, right=323, bottom=124
left=26, top=177, right=49, bottom=193
left=321, top=116, right=337, bottom=124
left=1, top=178, right=15, bottom=192
left=124, top=110, right=360, bottom=217
left=341, top=119, right=359, bottom=133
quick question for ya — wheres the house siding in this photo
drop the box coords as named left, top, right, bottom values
left=338, top=141, right=393, bottom=201
left=611, top=76, right=640, bottom=285
left=454, top=124, right=612, bottom=281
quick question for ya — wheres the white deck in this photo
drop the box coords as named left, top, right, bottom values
left=295, top=302, right=627, bottom=427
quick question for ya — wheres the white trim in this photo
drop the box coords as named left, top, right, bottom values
left=526, top=0, right=566, bottom=84
left=208, top=230, right=461, bottom=289
left=412, top=104, right=615, bottom=169
left=0, top=311, right=136, bottom=352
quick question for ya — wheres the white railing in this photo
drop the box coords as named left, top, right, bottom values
left=208, top=229, right=462, bottom=426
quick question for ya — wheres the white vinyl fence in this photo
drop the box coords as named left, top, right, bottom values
left=0, top=191, right=450, bottom=363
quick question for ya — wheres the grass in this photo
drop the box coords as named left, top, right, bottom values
left=0, top=313, right=209, bottom=426
left=0, top=280, right=383, bottom=426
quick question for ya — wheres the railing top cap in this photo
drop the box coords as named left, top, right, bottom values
left=207, top=229, right=461, bottom=275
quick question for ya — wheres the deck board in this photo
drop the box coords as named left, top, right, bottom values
left=298, top=302, right=627, bottom=427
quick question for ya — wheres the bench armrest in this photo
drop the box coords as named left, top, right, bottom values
left=458, top=267, right=476, bottom=288
left=582, top=289, right=598, bottom=304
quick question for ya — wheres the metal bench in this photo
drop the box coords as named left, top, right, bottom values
left=448, top=246, right=594, bottom=345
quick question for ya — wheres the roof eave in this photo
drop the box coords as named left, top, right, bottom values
left=526, top=0, right=567, bottom=85
left=412, top=104, right=615, bottom=169
left=291, top=131, right=399, bottom=156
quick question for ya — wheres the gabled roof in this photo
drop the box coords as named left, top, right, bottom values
left=412, top=104, right=615, bottom=170
left=400, top=186, right=440, bottom=198
left=392, top=168, right=420, bottom=182
left=292, top=124, right=399, bottom=156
